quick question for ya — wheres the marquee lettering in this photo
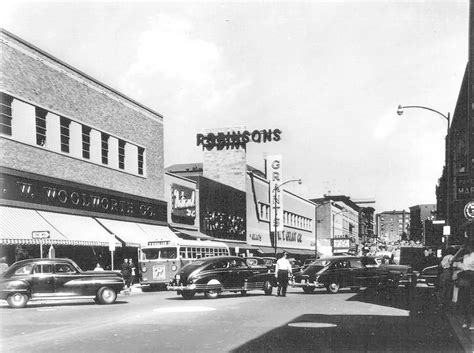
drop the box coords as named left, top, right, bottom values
left=196, top=128, right=282, bottom=151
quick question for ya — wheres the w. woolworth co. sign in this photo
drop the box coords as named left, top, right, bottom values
left=196, top=128, right=282, bottom=151
left=0, top=171, right=167, bottom=222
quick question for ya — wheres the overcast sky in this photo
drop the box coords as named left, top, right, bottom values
left=1, top=1, right=469, bottom=214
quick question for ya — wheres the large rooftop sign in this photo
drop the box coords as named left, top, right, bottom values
left=196, top=128, right=282, bottom=151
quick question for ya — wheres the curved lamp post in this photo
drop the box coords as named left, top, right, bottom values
left=272, top=178, right=302, bottom=256
left=396, top=104, right=451, bottom=246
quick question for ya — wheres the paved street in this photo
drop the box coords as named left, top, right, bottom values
left=0, top=285, right=464, bottom=353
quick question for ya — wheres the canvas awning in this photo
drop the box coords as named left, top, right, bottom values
left=0, top=206, right=117, bottom=247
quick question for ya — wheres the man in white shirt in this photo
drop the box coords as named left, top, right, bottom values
left=275, top=252, right=292, bottom=297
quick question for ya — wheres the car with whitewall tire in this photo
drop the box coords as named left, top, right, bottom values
left=0, top=258, right=124, bottom=308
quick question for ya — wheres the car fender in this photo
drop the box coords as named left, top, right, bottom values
left=0, top=279, right=31, bottom=300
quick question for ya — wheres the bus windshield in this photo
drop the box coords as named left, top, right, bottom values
left=142, top=247, right=177, bottom=260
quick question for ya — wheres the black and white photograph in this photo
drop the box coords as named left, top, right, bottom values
left=0, top=0, right=473, bottom=352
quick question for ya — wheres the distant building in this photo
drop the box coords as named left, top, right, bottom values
left=409, top=204, right=436, bottom=243
left=310, top=195, right=360, bottom=256
left=376, top=210, right=410, bottom=244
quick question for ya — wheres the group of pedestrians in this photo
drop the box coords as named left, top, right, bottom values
left=438, top=244, right=474, bottom=329
left=120, top=258, right=137, bottom=291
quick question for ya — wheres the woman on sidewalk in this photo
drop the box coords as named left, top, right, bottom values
left=453, top=246, right=474, bottom=329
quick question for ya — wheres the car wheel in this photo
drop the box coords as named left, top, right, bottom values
left=204, top=279, right=221, bottom=299
left=96, top=286, right=117, bottom=305
left=7, top=292, right=29, bottom=308
left=326, top=281, right=340, bottom=294
left=263, top=280, right=273, bottom=295
left=181, top=291, right=195, bottom=299
left=303, top=286, right=315, bottom=294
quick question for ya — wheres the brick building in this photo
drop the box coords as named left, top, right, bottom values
left=0, top=29, right=177, bottom=269
left=375, top=210, right=410, bottom=244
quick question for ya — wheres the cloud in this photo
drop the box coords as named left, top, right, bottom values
left=122, top=14, right=248, bottom=111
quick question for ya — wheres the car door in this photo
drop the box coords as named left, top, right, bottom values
left=328, top=259, right=351, bottom=287
left=226, top=259, right=251, bottom=289
left=54, top=262, right=83, bottom=297
left=348, top=259, right=366, bottom=287
left=31, top=263, right=55, bottom=298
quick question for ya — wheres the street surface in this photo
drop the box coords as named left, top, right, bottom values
left=0, top=285, right=464, bottom=353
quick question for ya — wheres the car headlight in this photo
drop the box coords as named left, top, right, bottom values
left=171, top=265, right=177, bottom=271
left=141, top=266, right=147, bottom=273
left=175, top=274, right=180, bottom=281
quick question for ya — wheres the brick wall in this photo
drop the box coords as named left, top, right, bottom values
left=0, top=30, right=164, bottom=200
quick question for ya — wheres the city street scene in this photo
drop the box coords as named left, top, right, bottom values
left=0, top=1, right=473, bottom=352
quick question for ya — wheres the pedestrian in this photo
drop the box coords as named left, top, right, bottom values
left=0, top=257, right=8, bottom=274
left=128, top=258, right=136, bottom=286
left=121, top=258, right=131, bottom=289
left=453, top=246, right=474, bottom=329
left=438, top=247, right=456, bottom=307
left=275, top=251, right=292, bottom=297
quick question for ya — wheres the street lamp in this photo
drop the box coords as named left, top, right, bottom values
left=272, top=178, right=302, bottom=256
left=396, top=104, right=451, bottom=246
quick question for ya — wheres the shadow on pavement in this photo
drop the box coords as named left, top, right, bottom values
left=233, top=286, right=463, bottom=352
left=231, top=312, right=463, bottom=353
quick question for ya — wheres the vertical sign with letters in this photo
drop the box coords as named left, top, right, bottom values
left=268, top=155, right=284, bottom=233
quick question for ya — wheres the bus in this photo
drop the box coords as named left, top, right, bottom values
left=139, top=239, right=230, bottom=289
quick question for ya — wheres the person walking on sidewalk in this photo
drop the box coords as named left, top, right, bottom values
left=275, top=252, right=292, bottom=297
left=438, top=247, right=456, bottom=307
left=128, top=258, right=136, bottom=286
left=121, top=258, right=131, bottom=290
left=453, top=246, right=474, bottom=329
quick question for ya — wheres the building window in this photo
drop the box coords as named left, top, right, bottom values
left=0, top=93, right=13, bottom=136
left=118, top=139, right=126, bottom=170
left=60, top=117, right=70, bottom=153
left=36, top=107, right=48, bottom=146
left=138, top=147, right=145, bottom=175
left=82, top=125, right=91, bottom=159
left=101, top=133, right=109, bottom=165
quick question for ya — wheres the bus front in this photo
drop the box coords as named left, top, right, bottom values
left=139, top=246, right=180, bottom=289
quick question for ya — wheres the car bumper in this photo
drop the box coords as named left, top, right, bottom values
left=167, top=283, right=197, bottom=292
left=293, top=280, right=325, bottom=288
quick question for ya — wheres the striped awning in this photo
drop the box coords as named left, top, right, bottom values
left=136, top=223, right=180, bottom=244
left=0, top=206, right=117, bottom=247
left=95, top=218, right=153, bottom=247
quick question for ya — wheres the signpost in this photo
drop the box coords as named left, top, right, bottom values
left=32, top=231, right=50, bottom=258
left=109, top=234, right=116, bottom=271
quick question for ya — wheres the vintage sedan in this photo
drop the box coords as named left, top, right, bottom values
left=293, top=256, right=391, bottom=294
left=0, top=258, right=124, bottom=308
left=167, top=256, right=276, bottom=299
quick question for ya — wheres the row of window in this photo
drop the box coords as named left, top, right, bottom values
left=1, top=92, right=146, bottom=176
left=258, top=202, right=312, bottom=231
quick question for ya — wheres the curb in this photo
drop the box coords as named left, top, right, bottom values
left=446, top=313, right=474, bottom=353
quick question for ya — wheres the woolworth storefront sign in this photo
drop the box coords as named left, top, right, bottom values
left=0, top=170, right=167, bottom=222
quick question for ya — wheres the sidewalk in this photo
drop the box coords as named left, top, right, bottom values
left=447, top=313, right=474, bottom=353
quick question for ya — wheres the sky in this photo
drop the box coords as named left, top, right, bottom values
left=0, top=0, right=469, bottom=214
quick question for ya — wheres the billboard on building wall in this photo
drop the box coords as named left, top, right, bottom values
left=170, top=183, right=196, bottom=225
left=267, top=155, right=284, bottom=233
left=198, top=177, right=246, bottom=241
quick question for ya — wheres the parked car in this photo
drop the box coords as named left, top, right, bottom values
left=245, top=257, right=275, bottom=272
left=167, top=256, right=276, bottom=299
left=370, top=256, right=418, bottom=288
left=0, top=258, right=124, bottom=308
left=293, top=256, right=391, bottom=294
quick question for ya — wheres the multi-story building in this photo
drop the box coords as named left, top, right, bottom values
left=375, top=210, right=410, bottom=244
left=359, top=207, right=375, bottom=244
left=409, top=204, right=436, bottom=244
left=310, top=195, right=359, bottom=256
left=0, top=29, right=177, bottom=269
left=436, top=3, right=474, bottom=244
